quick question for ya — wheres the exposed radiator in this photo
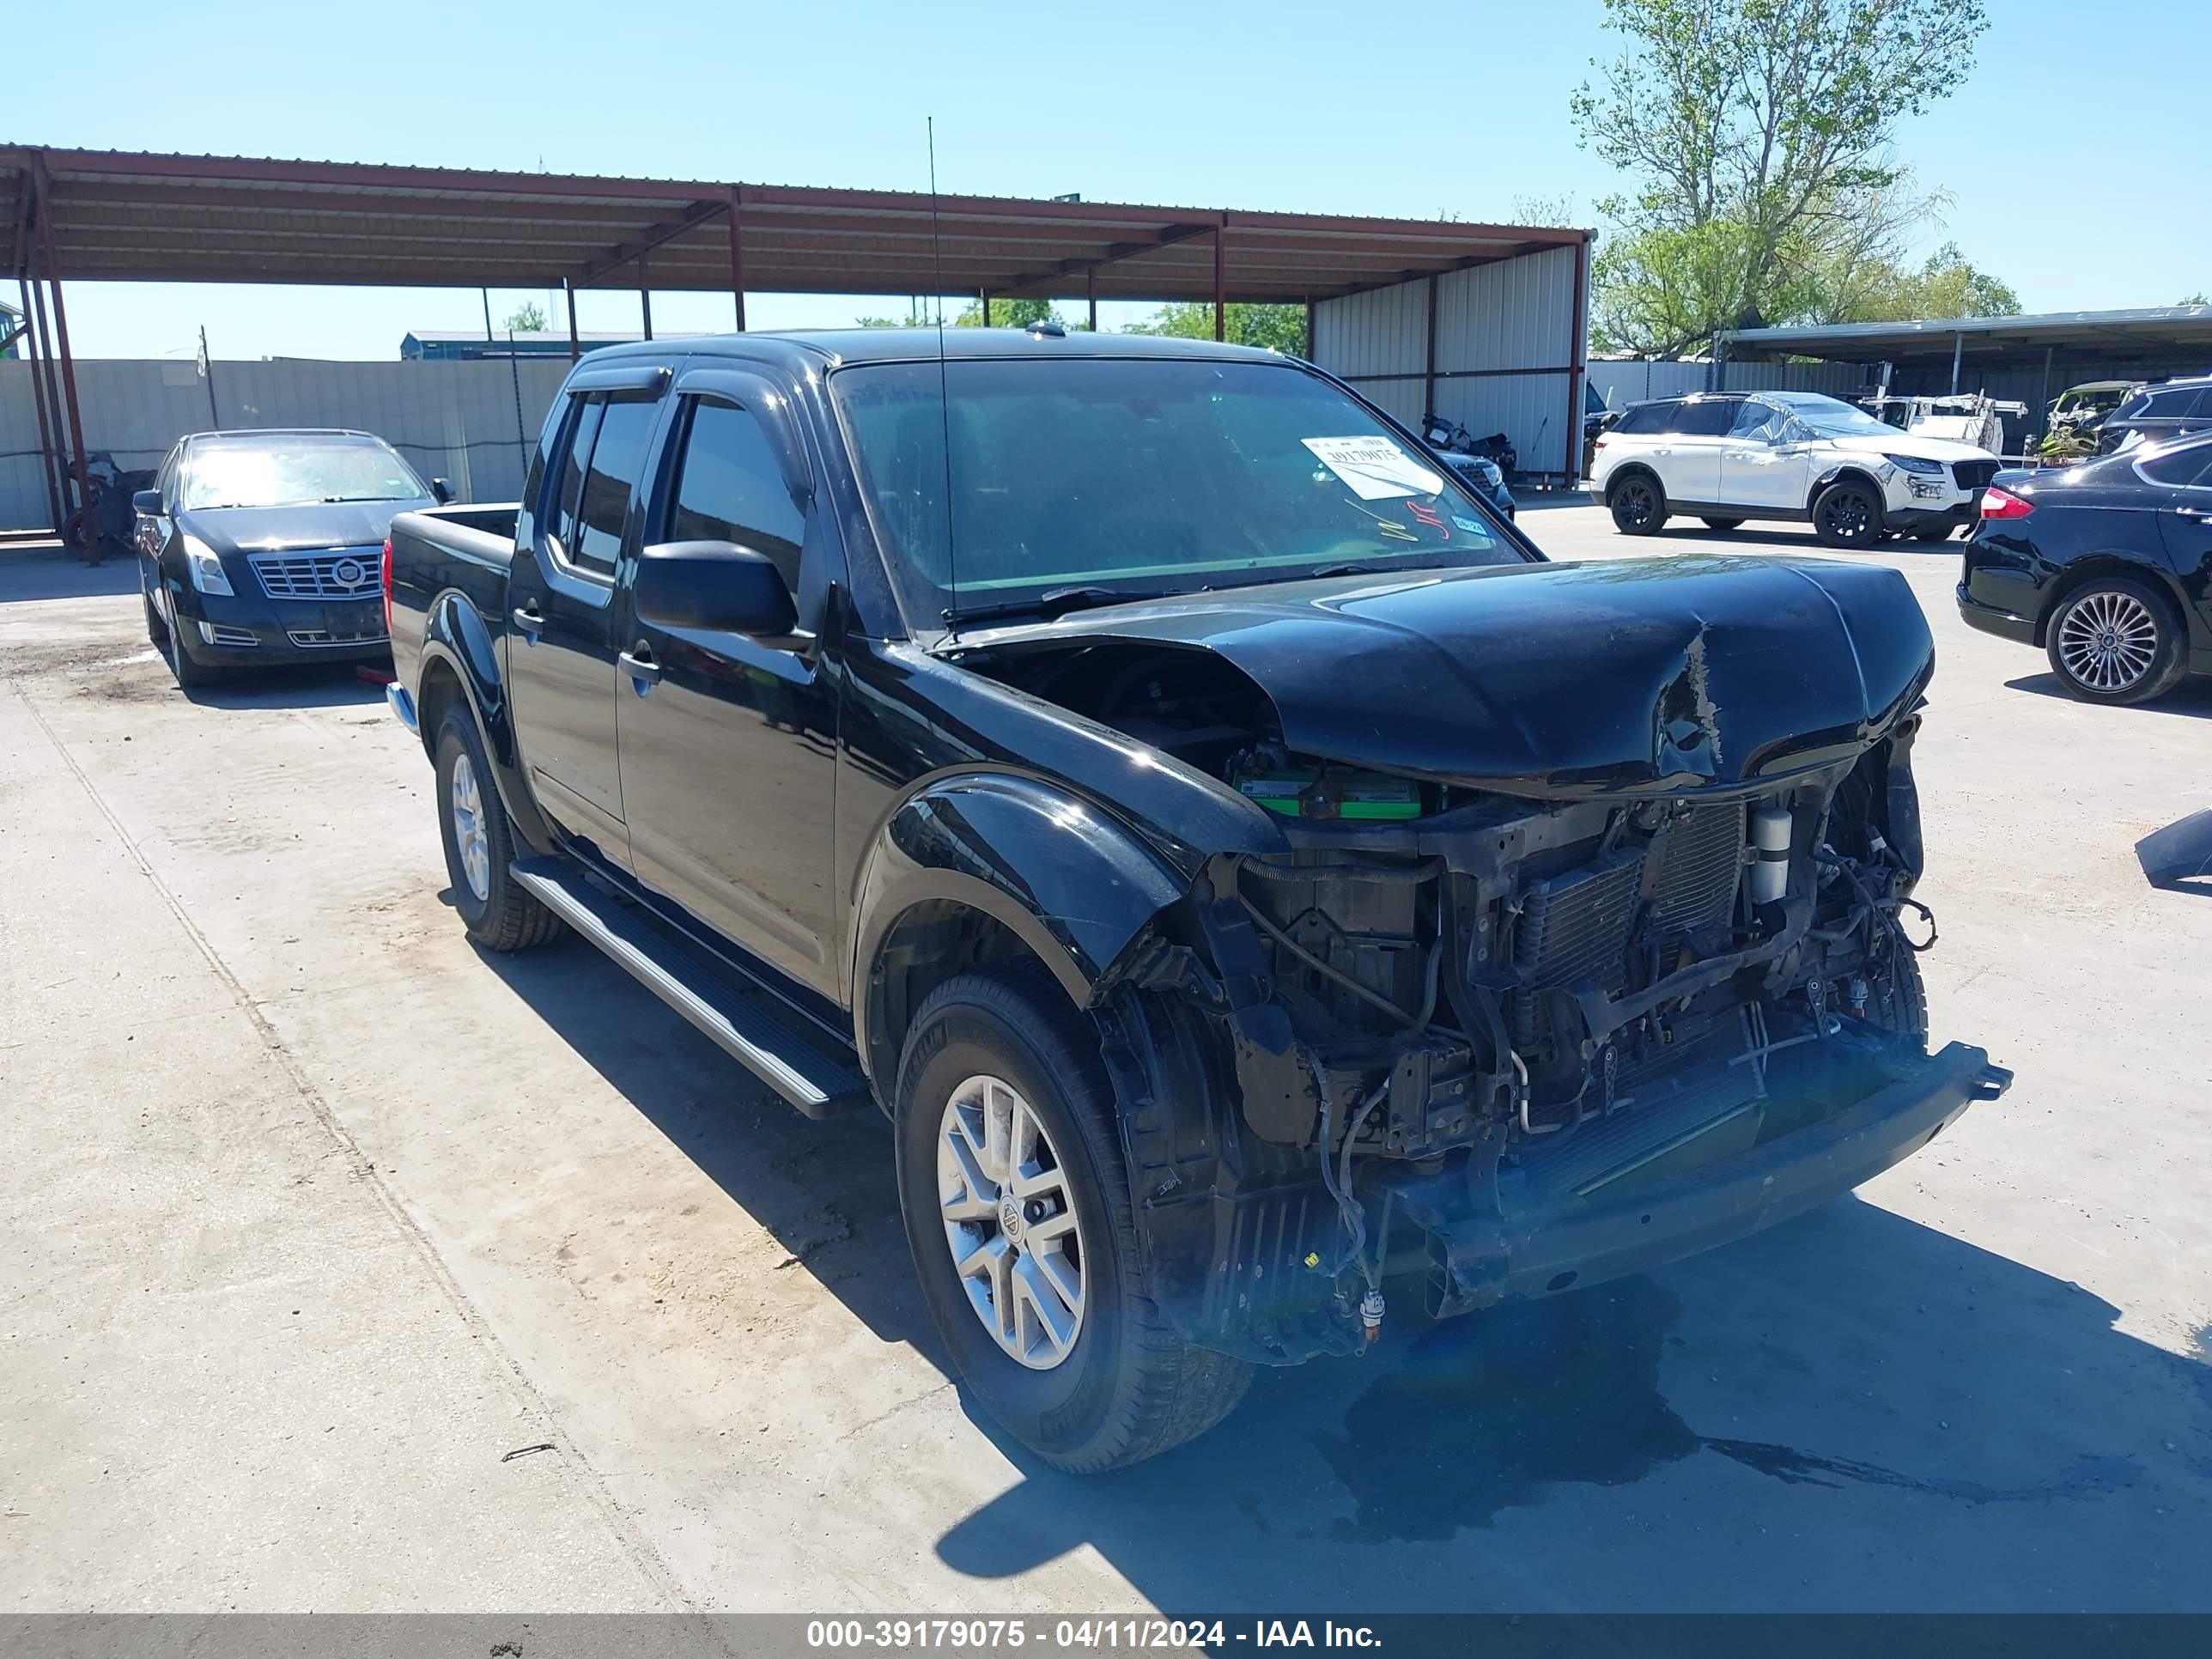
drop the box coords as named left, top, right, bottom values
left=1510, top=848, right=1644, bottom=1054
left=1647, top=801, right=1747, bottom=947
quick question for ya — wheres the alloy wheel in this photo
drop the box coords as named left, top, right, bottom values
left=449, top=750, right=492, bottom=903
left=937, top=1073, right=1086, bottom=1370
left=2056, top=590, right=2160, bottom=694
left=1819, top=489, right=1875, bottom=542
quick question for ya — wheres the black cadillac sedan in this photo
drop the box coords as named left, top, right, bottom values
left=134, top=428, right=448, bottom=690
left=1956, top=432, right=2212, bottom=704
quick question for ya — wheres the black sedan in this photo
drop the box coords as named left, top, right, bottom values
left=1956, top=432, right=2212, bottom=704
left=134, top=428, right=448, bottom=690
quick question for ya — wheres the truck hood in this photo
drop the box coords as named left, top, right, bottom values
left=956, top=556, right=1935, bottom=793
left=178, top=499, right=434, bottom=554
left=1825, top=432, right=1995, bottom=465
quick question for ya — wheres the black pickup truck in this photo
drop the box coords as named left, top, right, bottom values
left=384, top=327, right=2009, bottom=1472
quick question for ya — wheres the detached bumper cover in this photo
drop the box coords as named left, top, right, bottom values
left=1426, top=1042, right=2012, bottom=1316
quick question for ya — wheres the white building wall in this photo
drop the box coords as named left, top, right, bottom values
left=1312, top=242, right=1587, bottom=479
left=0, top=357, right=574, bottom=529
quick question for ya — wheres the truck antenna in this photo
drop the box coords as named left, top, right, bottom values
left=928, top=117, right=960, bottom=639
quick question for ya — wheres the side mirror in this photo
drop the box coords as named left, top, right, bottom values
left=633, top=541, right=805, bottom=647
left=132, top=489, right=163, bottom=514
left=429, top=477, right=454, bottom=504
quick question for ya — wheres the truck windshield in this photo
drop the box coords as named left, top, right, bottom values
left=831, top=356, right=1524, bottom=625
left=182, top=436, right=428, bottom=510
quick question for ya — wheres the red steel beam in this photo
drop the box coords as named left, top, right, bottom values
left=1213, top=222, right=1225, bottom=342
left=17, top=274, right=64, bottom=532
left=1425, top=274, right=1438, bottom=417
left=1565, top=232, right=1590, bottom=484
left=726, top=185, right=747, bottom=331
left=28, top=157, right=94, bottom=549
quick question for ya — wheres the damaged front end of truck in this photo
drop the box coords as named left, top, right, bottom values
left=953, top=555, right=2014, bottom=1364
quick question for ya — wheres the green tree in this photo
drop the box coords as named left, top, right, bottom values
left=852, top=297, right=1071, bottom=329
left=1576, top=0, right=1990, bottom=355
left=1124, top=301, right=1307, bottom=356
left=501, top=301, right=549, bottom=333
left=2179, top=292, right=2209, bottom=307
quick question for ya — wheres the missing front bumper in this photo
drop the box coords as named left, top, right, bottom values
left=1422, top=1041, right=2010, bottom=1317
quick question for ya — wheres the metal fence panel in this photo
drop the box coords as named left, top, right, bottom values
left=0, top=356, right=574, bottom=529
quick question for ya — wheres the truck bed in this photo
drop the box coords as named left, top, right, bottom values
left=385, top=503, right=520, bottom=695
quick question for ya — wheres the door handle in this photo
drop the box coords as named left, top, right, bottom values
left=618, top=647, right=662, bottom=689
left=511, top=605, right=544, bottom=640
left=2174, top=504, right=2212, bottom=522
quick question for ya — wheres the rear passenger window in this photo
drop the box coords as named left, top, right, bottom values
left=665, top=398, right=806, bottom=591
left=1672, top=400, right=1741, bottom=437
left=1612, top=404, right=1669, bottom=435
left=2136, top=446, right=2212, bottom=487
left=550, top=398, right=605, bottom=570
left=573, top=398, right=659, bottom=577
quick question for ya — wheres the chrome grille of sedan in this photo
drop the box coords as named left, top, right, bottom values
left=249, top=547, right=384, bottom=601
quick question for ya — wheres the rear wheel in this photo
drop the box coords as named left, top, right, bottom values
left=1699, top=517, right=1745, bottom=532
left=1812, top=478, right=1883, bottom=549
left=895, top=969, right=1252, bottom=1472
left=1607, top=472, right=1668, bottom=536
left=434, top=708, right=562, bottom=951
left=2044, top=576, right=2187, bottom=705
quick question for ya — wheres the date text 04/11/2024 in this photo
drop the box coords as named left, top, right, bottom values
left=802, top=1620, right=1384, bottom=1650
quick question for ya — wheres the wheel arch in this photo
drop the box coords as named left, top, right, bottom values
left=417, top=589, right=556, bottom=854
left=2031, top=555, right=2191, bottom=647
left=1605, top=461, right=1664, bottom=503
left=851, top=772, right=1194, bottom=1094
left=1805, top=465, right=1888, bottom=514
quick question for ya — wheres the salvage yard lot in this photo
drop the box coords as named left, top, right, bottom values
left=4, top=506, right=2209, bottom=1613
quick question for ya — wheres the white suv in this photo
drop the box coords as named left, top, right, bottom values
left=1590, top=391, right=2002, bottom=547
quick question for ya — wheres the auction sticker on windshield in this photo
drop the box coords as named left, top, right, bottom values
left=1301, top=435, right=1444, bottom=501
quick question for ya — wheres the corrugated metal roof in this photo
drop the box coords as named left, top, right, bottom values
left=1, top=143, right=1588, bottom=305
left=1729, top=306, right=2212, bottom=362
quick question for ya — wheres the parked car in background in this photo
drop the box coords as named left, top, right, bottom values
left=382, top=328, right=2005, bottom=1473
left=2045, top=379, right=2134, bottom=447
left=1592, top=391, right=2001, bottom=546
left=1957, top=432, right=2212, bottom=705
left=2094, top=375, right=2212, bottom=455
left=133, top=428, right=448, bottom=691
left=1435, top=449, right=1516, bottom=518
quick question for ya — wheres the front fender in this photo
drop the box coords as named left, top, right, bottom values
left=419, top=589, right=556, bottom=855
left=852, top=771, right=1191, bottom=1078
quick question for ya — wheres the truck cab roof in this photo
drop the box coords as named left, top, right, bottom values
left=579, top=325, right=1291, bottom=374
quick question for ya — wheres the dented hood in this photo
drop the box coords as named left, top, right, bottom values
left=961, top=555, right=1935, bottom=793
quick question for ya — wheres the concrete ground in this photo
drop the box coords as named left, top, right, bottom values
left=2, top=514, right=2207, bottom=1613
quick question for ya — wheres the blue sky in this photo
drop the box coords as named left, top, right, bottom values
left=11, top=0, right=2203, bottom=360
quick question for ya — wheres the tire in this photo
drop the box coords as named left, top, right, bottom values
left=2043, top=576, right=2188, bottom=706
left=1910, top=523, right=1956, bottom=543
left=433, top=708, right=563, bottom=951
left=1700, top=517, right=1745, bottom=532
left=142, top=569, right=167, bottom=646
left=167, top=619, right=221, bottom=691
left=894, top=969, right=1253, bottom=1473
left=1863, top=946, right=1929, bottom=1046
left=1811, top=478, right=1884, bottom=549
left=1607, top=471, right=1668, bottom=536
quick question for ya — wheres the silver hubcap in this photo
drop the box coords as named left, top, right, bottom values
left=2057, top=591, right=2159, bottom=692
left=450, top=750, right=492, bottom=902
left=937, top=1074, right=1085, bottom=1370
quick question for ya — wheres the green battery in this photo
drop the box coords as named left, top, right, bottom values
left=1233, top=768, right=1422, bottom=821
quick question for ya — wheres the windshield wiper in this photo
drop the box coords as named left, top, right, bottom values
left=1309, top=561, right=1390, bottom=579
left=945, top=585, right=1170, bottom=629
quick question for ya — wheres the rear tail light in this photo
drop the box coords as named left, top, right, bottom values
left=1978, top=486, right=2033, bottom=520
left=380, top=536, right=393, bottom=635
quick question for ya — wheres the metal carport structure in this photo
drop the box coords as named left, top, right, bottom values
left=3, top=143, right=1589, bottom=535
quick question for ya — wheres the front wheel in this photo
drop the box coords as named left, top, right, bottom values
left=167, top=619, right=221, bottom=691
left=1812, top=478, right=1883, bottom=549
left=1607, top=473, right=1668, bottom=536
left=2045, top=577, right=2187, bottom=705
left=434, top=708, right=562, bottom=951
left=895, top=970, right=1252, bottom=1473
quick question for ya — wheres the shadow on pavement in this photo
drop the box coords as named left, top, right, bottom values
left=477, top=939, right=2212, bottom=1612
left=0, top=548, right=140, bottom=603
left=2005, top=672, right=2212, bottom=720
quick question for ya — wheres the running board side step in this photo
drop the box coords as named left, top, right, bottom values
left=511, top=858, right=871, bottom=1120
